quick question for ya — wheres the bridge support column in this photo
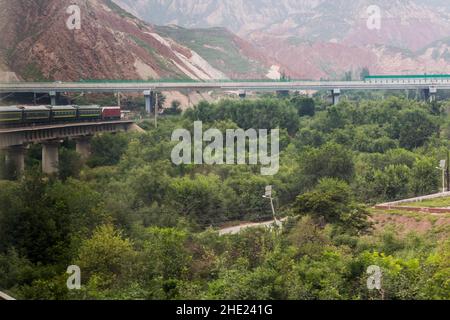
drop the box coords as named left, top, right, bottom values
left=3, top=145, right=27, bottom=178
left=49, top=91, right=57, bottom=106
left=429, top=87, right=437, bottom=102
left=331, top=89, right=341, bottom=105
left=42, top=141, right=60, bottom=174
left=422, top=87, right=437, bottom=102
left=144, top=90, right=153, bottom=114
left=74, top=136, right=92, bottom=160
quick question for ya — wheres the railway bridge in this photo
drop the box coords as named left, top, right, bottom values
left=0, top=120, right=138, bottom=176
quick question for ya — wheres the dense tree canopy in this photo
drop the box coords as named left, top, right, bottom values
left=0, top=93, right=449, bottom=300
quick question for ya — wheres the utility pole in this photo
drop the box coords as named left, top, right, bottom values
left=188, top=91, right=191, bottom=108
left=154, top=92, right=158, bottom=128
left=447, top=151, right=449, bottom=192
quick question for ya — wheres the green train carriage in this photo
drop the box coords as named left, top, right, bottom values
left=76, top=105, right=102, bottom=121
left=49, top=105, right=77, bottom=122
left=0, top=105, right=104, bottom=127
left=22, top=106, right=51, bottom=124
left=0, top=106, right=23, bottom=126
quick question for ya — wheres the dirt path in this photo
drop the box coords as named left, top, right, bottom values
left=219, top=218, right=286, bottom=235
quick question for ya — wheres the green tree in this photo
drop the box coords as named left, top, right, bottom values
left=152, top=91, right=166, bottom=110
left=301, top=142, right=355, bottom=185
left=165, top=100, right=182, bottom=115
left=0, top=174, right=107, bottom=264
left=142, top=227, right=191, bottom=281
left=59, top=148, right=83, bottom=181
left=168, top=174, right=232, bottom=225
left=225, top=174, right=272, bottom=221
left=360, top=67, right=370, bottom=80
left=410, top=158, right=439, bottom=196
left=288, top=216, right=331, bottom=257
left=343, top=71, right=352, bottom=81
left=88, top=133, right=129, bottom=167
left=77, top=225, right=138, bottom=285
left=398, top=109, right=438, bottom=150
left=372, top=164, right=411, bottom=200
left=295, top=178, right=371, bottom=233
left=291, top=96, right=315, bottom=117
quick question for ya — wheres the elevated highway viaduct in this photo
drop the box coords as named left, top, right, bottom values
left=0, top=80, right=446, bottom=110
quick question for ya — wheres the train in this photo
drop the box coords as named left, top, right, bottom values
left=0, top=105, right=121, bottom=128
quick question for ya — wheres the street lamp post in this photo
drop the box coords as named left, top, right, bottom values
left=437, top=160, right=446, bottom=193
left=154, top=92, right=158, bottom=128
left=263, top=185, right=281, bottom=227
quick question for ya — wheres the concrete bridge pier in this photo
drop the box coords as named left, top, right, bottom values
left=42, top=140, right=60, bottom=174
left=3, top=145, right=27, bottom=178
left=422, top=87, right=437, bottom=102
left=429, top=87, right=437, bottom=102
left=331, top=89, right=341, bottom=105
left=74, top=136, right=92, bottom=160
left=49, top=91, right=57, bottom=106
left=144, top=90, right=153, bottom=114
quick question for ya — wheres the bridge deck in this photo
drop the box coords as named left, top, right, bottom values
left=1, top=81, right=450, bottom=93
left=0, top=120, right=136, bottom=149
left=0, top=120, right=134, bottom=134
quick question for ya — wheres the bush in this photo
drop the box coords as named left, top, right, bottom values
left=295, top=178, right=371, bottom=234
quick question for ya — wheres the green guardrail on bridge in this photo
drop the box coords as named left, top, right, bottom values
left=365, top=74, right=450, bottom=80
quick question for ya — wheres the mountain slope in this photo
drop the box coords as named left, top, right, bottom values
left=155, top=25, right=292, bottom=79
left=115, top=0, right=324, bottom=36
left=115, top=0, right=450, bottom=79
left=115, top=0, right=450, bottom=48
left=0, top=0, right=277, bottom=82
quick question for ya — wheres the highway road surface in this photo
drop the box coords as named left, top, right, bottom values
left=1, top=80, right=449, bottom=93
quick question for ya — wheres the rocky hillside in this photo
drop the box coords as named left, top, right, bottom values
left=154, top=25, right=292, bottom=79
left=116, top=0, right=450, bottom=79
left=0, top=0, right=277, bottom=82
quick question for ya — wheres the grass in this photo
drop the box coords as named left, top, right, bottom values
left=371, top=207, right=450, bottom=221
left=398, top=196, right=450, bottom=208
